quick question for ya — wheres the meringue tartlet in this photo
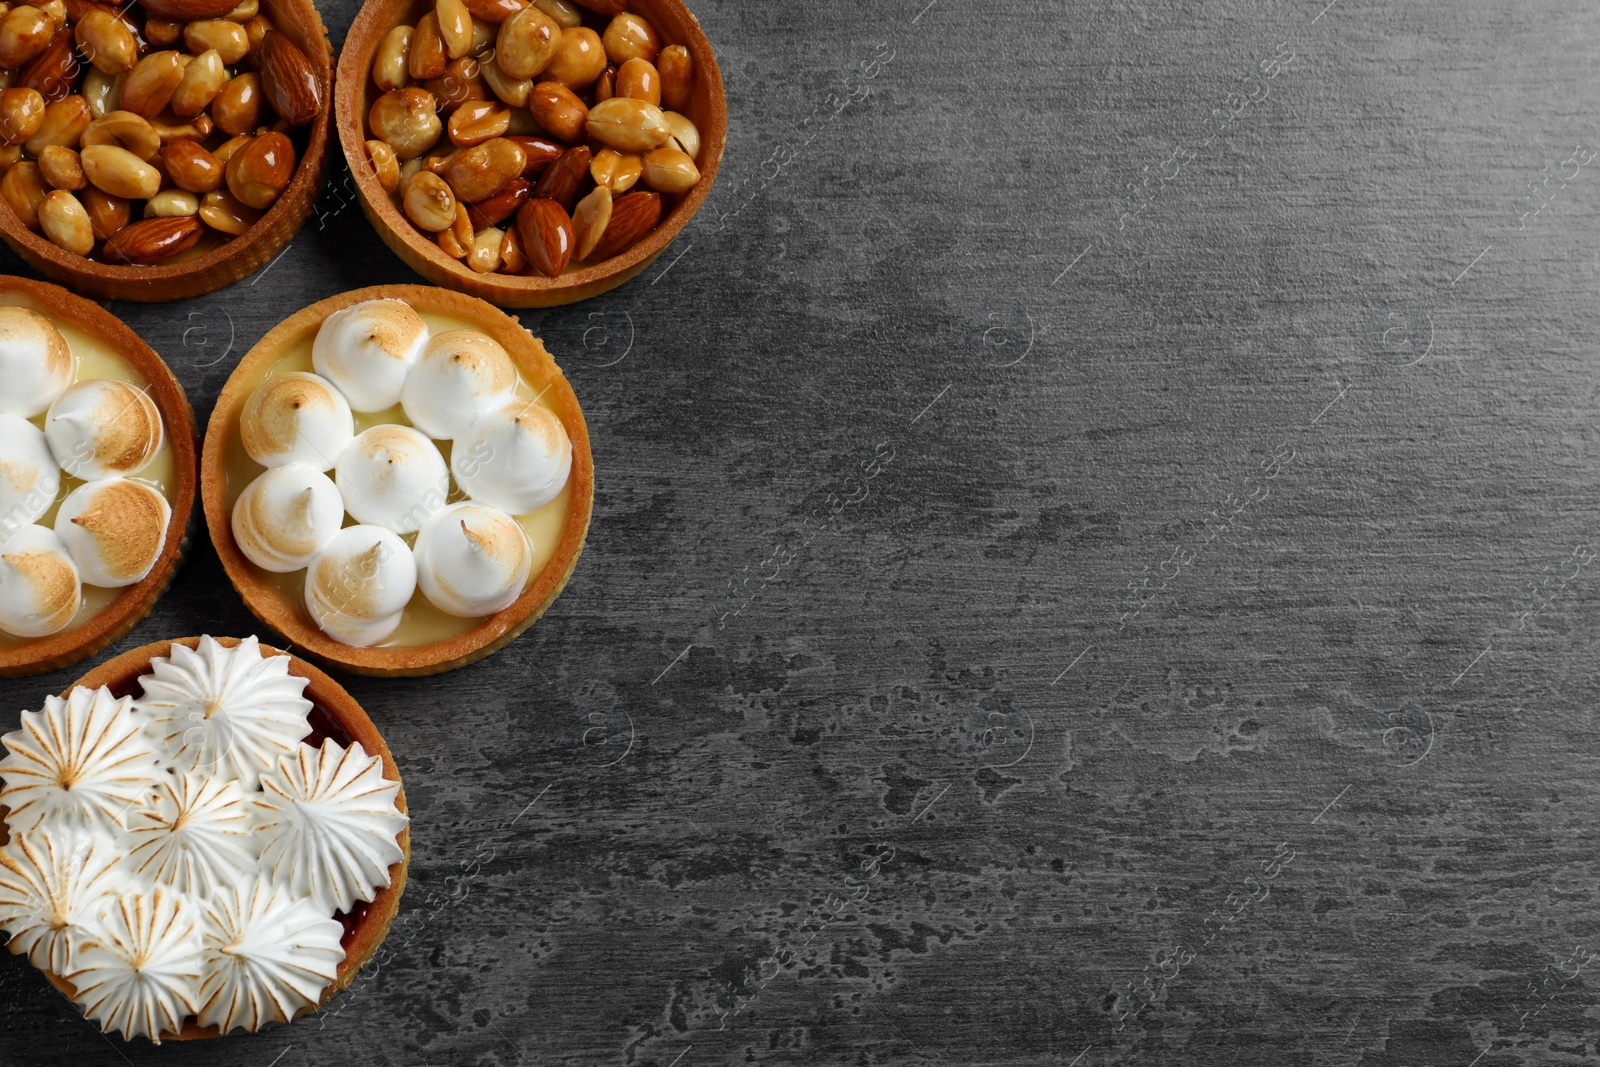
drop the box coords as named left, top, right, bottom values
left=202, top=286, right=593, bottom=676
left=0, top=277, right=197, bottom=678
left=0, top=636, right=410, bottom=1042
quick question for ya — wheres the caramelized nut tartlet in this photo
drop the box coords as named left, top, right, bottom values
left=203, top=284, right=593, bottom=676
left=336, top=0, right=724, bottom=306
left=0, top=274, right=195, bottom=677
left=0, top=0, right=332, bottom=301
left=0, top=635, right=410, bottom=1042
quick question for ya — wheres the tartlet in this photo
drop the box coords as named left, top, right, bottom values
left=0, top=275, right=196, bottom=678
left=334, top=0, right=726, bottom=307
left=202, top=284, right=594, bottom=676
left=0, top=635, right=410, bottom=1042
left=0, top=0, right=333, bottom=302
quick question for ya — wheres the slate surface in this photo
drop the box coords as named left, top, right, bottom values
left=5, top=0, right=1600, bottom=1063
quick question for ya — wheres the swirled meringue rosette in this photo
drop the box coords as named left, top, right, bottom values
left=0, top=636, right=409, bottom=1043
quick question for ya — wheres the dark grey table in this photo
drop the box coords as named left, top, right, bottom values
left=5, top=0, right=1600, bottom=1063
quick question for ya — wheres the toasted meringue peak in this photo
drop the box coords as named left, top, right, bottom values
left=0, top=414, right=62, bottom=536
left=44, top=379, right=163, bottom=480
left=54, top=478, right=171, bottom=589
left=311, top=299, right=428, bottom=413
left=452, top=398, right=572, bottom=515
left=135, top=636, right=313, bottom=792
left=231, top=465, right=344, bottom=574
left=0, top=686, right=158, bottom=834
left=0, top=523, right=81, bottom=638
left=240, top=372, right=356, bottom=471
left=0, top=829, right=121, bottom=973
left=65, top=889, right=203, bottom=1043
left=0, top=306, right=74, bottom=419
left=197, top=876, right=345, bottom=1034
left=304, top=526, right=417, bottom=647
left=335, top=424, right=449, bottom=534
left=255, top=739, right=407, bottom=914
left=127, top=774, right=258, bottom=896
left=400, top=330, right=519, bottom=440
left=415, top=503, right=532, bottom=618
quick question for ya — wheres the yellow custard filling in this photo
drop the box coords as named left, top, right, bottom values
left=0, top=293, right=179, bottom=649
left=223, top=312, right=572, bottom=648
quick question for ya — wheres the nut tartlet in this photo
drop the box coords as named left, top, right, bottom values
left=335, top=0, right=725, bottom=307
left=0, top=0, right=333, bottom=302
left=0, top=635, right=410, bottom=1042
left=0, top=274, right=196, bottom=678
left=202, top=284, right=593, bottom=676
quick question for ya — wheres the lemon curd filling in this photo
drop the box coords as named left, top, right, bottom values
left=223, top=312, right=572, bottom=647
left=0, top=293, right=178, bottom=649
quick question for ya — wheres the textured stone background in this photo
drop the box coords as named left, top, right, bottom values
left=6, top=0, right=1600, bottom=1062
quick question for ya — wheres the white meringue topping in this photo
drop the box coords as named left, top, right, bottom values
left=44, top=378, right=164, bottom=480
left=0, top=414, right=61, bottom=538
left=400, top=330, right=518, bottom=440
left=0, top=829, right=121, bottom=973
left=303, top=526, right=417, bottom=647
left=0, top=686, right=158, bottom=833
left=335, top=424, right=449, bottom=534
left=0, top=306, right=74, bottom=419
left=65, top=889, right=203, bottom=1043
left=126, top=774, right=258, bottom=896
left=134, top=636, right=312, bottom=791
left=452, top=398, right=572, bottom=515
left=415, top=503, right=532, bottom=618
left=239, top=372, right=356, bottom=471
left=311, top=299, right=428, bottom=413
left=255, top=739, right=407, bottom=914
left=0, top=524, right=81, bottom=638
left=53, top=478, right=171, bottom=589
left=231, top=465, right=345, bottom=574
left=197, top=877, right=345, bottom=1034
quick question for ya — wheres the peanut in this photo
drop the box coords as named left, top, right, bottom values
left=73, top=9, right=135, bottom=75
left=447, top=97, right=508, bottom=146
left=144, top=17, right=181, bottom=48
left=480, top=54, right=529, bottom=107
left=640, top=145, right=696, bottom=193
left=366, top=138, right=399, bottom=192
left=80, top=142, right=159, bottom=198
left=0, top=156, right=42, bottom=227
left=440, top=134, right=522, bottom=201
left=657, top=43, right=691, bottom=111
left=614, top=56, right=658, bottom=105
left=143, top=187, right=198, bottom=217
left=198, top=186, right=258, bottom=233
left=20, top=90, right=83, bottom=154
left=80, top=65, right=119, bottom=117
left=119, top=50, right=184, bottom=118
left=543, top=26, right=604, bottom=89
left=210, top=71, right=263, bottom=135
left=425, top=54, right=485, bottom=112
left=369, top=87, right=442, bottom=159
left=662, top=110, right=698, bottom=159
left=402, top=168, right=455, bottom=230
left=37, top=186, right=88, bottom=250
left=0, top=84, right=43, bottom=144
left=183, top=20, right=248, bottom=64
left=81, top=183, right=125, bottom=237
left=601, top=12, right=658, bottom=65
left=161, top=137, right=223, bottom=192
left=169, top=47, right=225, bottom=118
left=372, top=24, right=412, bottom=91
left=499, top=222, right=524, bottom=270
left=436, top=0, right=472, bottom=59
left=80, top=110, right=160, bottom=161
left=570, top=181, right=608, bottom=259
left=409, top=11, right=447, bottom=80
left=494, top=5, right=560, bottom=79
left=34, top=140, right=78, bottom=187
left=532, top=0, right=579, bottom=27
left=525, top=79, right=584, bottom=142
left=589, top=145, right=639, bottom=193
left=467, top=223, right=502, bottom=271
left=223, top=127, right=291, bottom=209
left=0, top=6, right=52, bottom=69
left=584, top=95, right=668, bottom=152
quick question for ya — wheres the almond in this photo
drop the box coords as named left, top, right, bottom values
left=101, top=213, right=202, bottom=263
left=135, top=0, right=240, bottom=19
left=531, top=143, right=587, bottom=210
left=515, top=195, right=571, bottom=277
left=19, top=29, right=82, bottom=104
left=587, top=188, right=658, bottom=261
left=257, top=30, right=321, bottom=126
left=506, top=134, right=562, bottom=177
left=465, top=176, right=529, bottom=228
